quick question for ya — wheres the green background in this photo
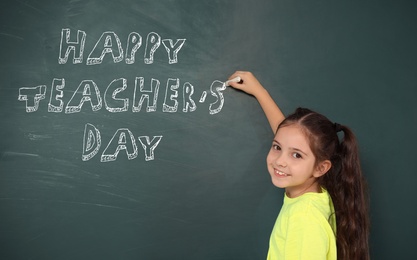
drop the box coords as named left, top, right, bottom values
left=1, top=0, right=416, bottom=259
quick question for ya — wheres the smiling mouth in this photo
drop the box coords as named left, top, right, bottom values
left=274, top=169, right=289, bottom=177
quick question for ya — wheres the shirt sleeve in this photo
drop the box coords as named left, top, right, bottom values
left=283, top=212, right=330, bottom=259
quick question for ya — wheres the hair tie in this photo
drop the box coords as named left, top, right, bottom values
left=334, top=123, right=343, bottom=133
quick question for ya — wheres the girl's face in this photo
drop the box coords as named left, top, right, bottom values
left=266, top=124, right=323, bottom=198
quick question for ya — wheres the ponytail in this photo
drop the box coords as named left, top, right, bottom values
left=325, top=125, right=370, bottom=260
left=279, top=108, right=370, bottom=260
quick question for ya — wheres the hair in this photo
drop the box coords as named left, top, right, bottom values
left=277, top=107, right=370, bottom=260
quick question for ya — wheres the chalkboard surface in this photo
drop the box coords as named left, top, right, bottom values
left=1, top=0, right=416, bottom=259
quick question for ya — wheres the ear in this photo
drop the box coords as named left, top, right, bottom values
left=313, top=160, right=332, bottom=178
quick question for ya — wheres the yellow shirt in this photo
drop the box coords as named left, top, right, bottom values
left=267, top=188, right=337, bottom=260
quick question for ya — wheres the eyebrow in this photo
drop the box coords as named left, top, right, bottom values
left=273, top=140, right=309, bottom=157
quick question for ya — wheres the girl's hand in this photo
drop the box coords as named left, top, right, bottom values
left=227, top=71, right=267, bottom=97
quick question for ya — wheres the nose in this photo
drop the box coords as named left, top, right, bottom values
left=276, top=157, right=287, bottom=168
left=271, top=151, right=287, bottom=168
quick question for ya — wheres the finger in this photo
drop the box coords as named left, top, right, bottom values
left=228, top=80, right=245, bottom=89
left=228, top=71, right=242, bottom=80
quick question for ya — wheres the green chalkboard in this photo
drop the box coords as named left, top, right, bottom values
left=1, top=0, right=416, bottom=259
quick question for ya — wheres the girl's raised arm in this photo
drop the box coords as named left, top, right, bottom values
left=228, top=71, right=285, bottom=133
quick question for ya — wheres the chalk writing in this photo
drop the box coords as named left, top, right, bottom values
left=18, top=77, right=224, bottom=114
left=82, top=123, right=162, bottom=162
left=58, top=29, right=186, bottom=65
left=18, top=28, right=226, bottom=162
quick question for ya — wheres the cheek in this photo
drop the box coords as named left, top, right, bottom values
left=266, top=151, right=276, bottom=167
left=266, top=151, right=273, bottom=164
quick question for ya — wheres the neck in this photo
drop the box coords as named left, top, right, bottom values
left=286, top=181, right=320, bottom=198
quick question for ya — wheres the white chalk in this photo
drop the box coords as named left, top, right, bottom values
left=225, top=76, right=242, bottom=86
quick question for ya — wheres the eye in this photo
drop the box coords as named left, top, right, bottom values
left=292, top=152, right=302, bottom=159
left=272, top=144, right=281, bottom=151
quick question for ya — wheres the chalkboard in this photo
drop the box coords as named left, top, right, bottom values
left=1, top=0, right=416, bottom=259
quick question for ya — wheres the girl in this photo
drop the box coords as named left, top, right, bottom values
left=228, top=71, right=370, bottom=260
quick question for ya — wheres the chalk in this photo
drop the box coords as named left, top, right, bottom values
left=225, top=76, right=242, bottom=86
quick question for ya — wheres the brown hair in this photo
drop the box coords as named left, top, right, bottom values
left=278, top=107, right=370, bottom=260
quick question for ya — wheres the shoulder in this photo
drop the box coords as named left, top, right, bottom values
left=285, top=194, right=334, bottom=243
left=284, top=191, right=334, bottom=228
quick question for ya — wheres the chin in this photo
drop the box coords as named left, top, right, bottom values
left=271, top=178, right=286, bottom=189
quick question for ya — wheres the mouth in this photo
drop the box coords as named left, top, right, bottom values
left=274, top=169, right=289, bottom=177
